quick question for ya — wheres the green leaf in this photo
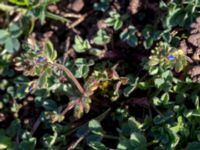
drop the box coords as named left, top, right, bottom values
left=105, top=11, right=123, bottom=30
left=128, top=117, right=143, bottom=131
left=170, top=116, right=184, bottom=133
left=143, top=38, right=154, bottom=49
left=5, top=37, right=20, bottom=53
left=174, top=55, right=187, bottom=72
left=82, top=97, right=91, bottom=113
left=8, top=23, right=22, bottom=38
left=73, top=36, right=91, bottom=53
left=45, top=41, right=57, bottom=61
left=120, top=26, right=138, bottom=47
left=123, top=77, right=139, bottom=97
left=42, top=134, right=56, bottom=148
left=142, top=25, right=160, bottom=49
left=105, top=18, right=115, bottom=25
left=75, top=65, right=89, bottom=78
left=128, top=36, right=138, bottom=47
left=74, top=58, right=94, bottom=66
left=161, top=31, right=172, bottom=42
left=159, top=0, right=167, bottom=10
left=117, top=136, right=132, bottom=150
left=83, top=40, right=91, bottom=49
left=88, top=119, right=104, bottom=136
left=138, top=81, right=151, bottom=90
left=42, top=99, right=57, bottom=111
left=148, top=56, right=160, bottom=66
left=114, top=19, right=123, bottom=30
left=89, top=142, right=108, bottom=150
left=187, top=142, right=200, bottom=150
left=19, top=136, right=36, bottom=150
left=75, top=35, right=83, bottom=45
left=130, top=132, right=147, bottom=149
left=38, top=70, right=49, bottom=88
left=88, top=48, right=105, bottom=57
left=0, top=30, right=9, bottom=43
left=93, top=0, right=110, bottom=12
left=153, top=97, right=161, bottom=106
left=161, top=70, right=172, bottom=79
left=74, top=58, right=94, bottom=78
left=149, top=66, right=159, bottom=75
left=93, top=29, right=111, bottom=45
left=74, top=103, right=84, bottom=119
left=153, top=111, right=174, bottom=125
left=75, top=58, right=87, bottom=66
left=8, top=0, right=29, bottom=6
left=86, top=134, right=103, bottom=143
left=6, top=120, right=21, bottom=138
left=160, top=92, right=170, bottom=104
left=0, top=135, right=12, bottom=150
left=169, top=9, right=187, bottom=27
left=154, top=78, right=165, bottom=88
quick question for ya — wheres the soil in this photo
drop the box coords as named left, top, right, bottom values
left=1, top=0, right=199, bottom=149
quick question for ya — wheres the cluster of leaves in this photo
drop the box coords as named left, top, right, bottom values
left=1, top=0, right=200, bottom=149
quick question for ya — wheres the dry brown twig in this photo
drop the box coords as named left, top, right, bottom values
left=67, top=130, right=90, bottom=150
left=63, top=37, right=71, bottom=65
left=61, top=100, right=79, bottom=116
left=61, top=13, right=82, bottom=18
left=31, top=114, right=42, bottom=135
left=68, top=13, right=88, bottom=29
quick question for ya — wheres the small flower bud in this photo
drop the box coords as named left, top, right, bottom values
left=36, top=56, right=44, bottom=63
left=168, top=55, right=175, bottom=61
left=29, top=85, right=33, bottom=92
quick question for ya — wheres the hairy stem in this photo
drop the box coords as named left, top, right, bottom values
left=53, top=63, right=85, bottom=95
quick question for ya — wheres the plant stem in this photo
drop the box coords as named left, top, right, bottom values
left=0, top=3, right=26, bottom=14
left=0, top=3, right=69, bottom=23
left=151, top=104, right=163, bottom=116
left=67, top=130, right=90, bottom=150
left=147, top=140, right=158, bottom=147
left=46, top=12, right=69, bottom=23
left=53, top=63, right=85, bottom=95
left=31, top=114, right=42, bottom=135
left=103, top=134, right=119, bottom=140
